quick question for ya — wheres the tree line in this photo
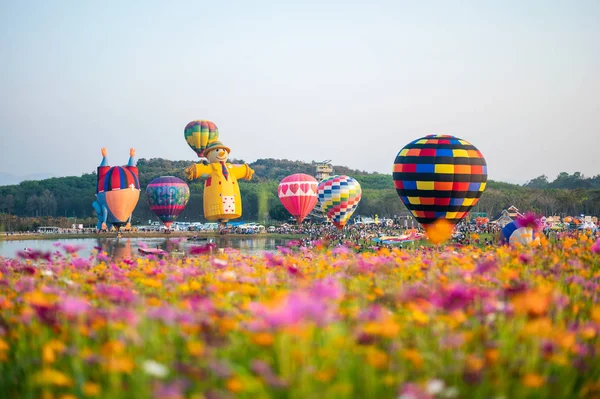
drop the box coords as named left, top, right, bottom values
left=0, top=158, right=598, bottom=229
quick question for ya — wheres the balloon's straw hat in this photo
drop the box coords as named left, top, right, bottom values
left=202, top=141, right=230, bottom=157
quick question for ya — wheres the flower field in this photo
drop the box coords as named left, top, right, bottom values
left=1, top=237, right=600, bottom=399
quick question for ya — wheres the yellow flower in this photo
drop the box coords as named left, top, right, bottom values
left=42, top=340, right=66, bottom=365
left=226, top=377, right=244, bottom=393
left=522, top=318, right=553, bottom=338
left=365, top=347, right=388, bottom=369
left=411, top=309, right=429, bottom=325
left=466, top=355, right=484, bottom=372
left=511, top=289, right=550, bottom=317
left=101, top=340, right=125, bottom=356
left=104, top=356, right=135, bottom=373
left=315, top=369, right=336, bottom=382
left=32, top=369, right=73, bottom=387
left=522, top=373, right=545, bottom=388
left=187, top=341, right=205, bottom=356
left=146, top=297, right=162, bottom=307
left=485, top=348, right=500, bottom=366
left=0, top=338, right=9, bottom=351
left=141, top=278, right=162, bottom=288
left=591, top=306, right=600, bottom=323
left=402, top=349, right=423, bottom=369
left=83, top=382, right=101, bottom=396
left=251, top=332, right=274, bottom=347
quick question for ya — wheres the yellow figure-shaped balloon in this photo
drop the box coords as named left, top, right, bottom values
left=184, top=141, right=254, bottom=224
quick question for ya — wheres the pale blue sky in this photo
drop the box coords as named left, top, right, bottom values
left=1, top=0, right=598, bottom=183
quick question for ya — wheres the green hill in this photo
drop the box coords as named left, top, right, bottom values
left=0, top=158, right=599, bottom=225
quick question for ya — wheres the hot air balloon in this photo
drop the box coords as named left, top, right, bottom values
left=184, top=141, right=254, bottom=225
left=278, top=174, right=319, bottom=224
left=146, top=176, right=190, bottom=229
left=392, top=134, right=487, bottom=229
left=95, top=148, right=141, bottom=231
left=500, top=213, right=541, bottom=246
left=317, top=175, right=362, bottom=230
left=184, top=120, right=219, bottom=157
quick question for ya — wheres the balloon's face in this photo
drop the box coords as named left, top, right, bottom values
left=317, top=175, right=362, bottom=230
left=205, top=148, right=229, bottom=163
left=184, top=120, right=219, bottom=157
left=393, top=134, right=487, bottom=227
left=278, top=174, right=319, bottom=224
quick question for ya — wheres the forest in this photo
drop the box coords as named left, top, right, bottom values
left=0, top=158, right=599, bottom=230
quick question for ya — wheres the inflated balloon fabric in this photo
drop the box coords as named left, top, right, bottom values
left=184, top=120, right=219, bottom=157
left=146, top=176, right=190, bottom=228
left=393, top=134, right=487, bottom=226
left=317, top=175, right=362, bottom=230
left=278, top=174, right=319, bottom=224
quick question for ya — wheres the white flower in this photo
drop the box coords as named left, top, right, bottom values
left=443, top=386, right=460, bottom=398
left=41, top=269, right=53, bottom=276
left=143, top=360, right=168, bottom=378
left=426, top=379, right=445, bottom=395
left=221, top=271, right=237, bottom=282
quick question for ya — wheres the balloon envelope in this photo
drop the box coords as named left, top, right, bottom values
left=278, top=174, right=318, bottom=224
left=317, top=175, right=362, bottom=230
left=392, top=134, right=487, bottom=227
left=500, top=221, right=535, bottom=245
left=184, top=120, right=219, bottom=157
left=146, top=176, right=190, bottom=228
left=98, top=166, right=141, bottom=227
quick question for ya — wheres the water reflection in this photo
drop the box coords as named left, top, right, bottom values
left=97, top=238, right=133, bottom=261
left=0, top=236, right=293, bottom=259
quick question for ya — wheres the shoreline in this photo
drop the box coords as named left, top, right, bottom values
left=0, top=231, right=307, bottom=241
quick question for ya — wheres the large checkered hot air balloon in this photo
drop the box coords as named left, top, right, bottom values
left=392, top=134, right=487, bottom=228
left=184, top=120, right=219, bottom=157
left=278, top=174, right=319, bottom=225
left=317, top=175, right=362, bottom=230
left=146, top=176, right=190, bottom=229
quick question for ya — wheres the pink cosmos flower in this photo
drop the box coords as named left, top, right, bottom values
left=516, top=212, right=542, bottom=231
left=189, top=243, right=216, bottom=255
left=60, top=296, right=90, bottom=317
left=61, top=244, right=84, bottom=254
left=147, top=306, right=180, bottom=325
left=71, top=257, right=91, bottom=270
left=431, top=284, right=483, bottom=312
left=277, top=246, right=292, bottom=255
left=591, top=239, right=600, bottom=254
left=398, top=383, right=434, bottom=399
left=153, top=378, right=188, bottom=399
left=264, top=252, right=284, bottom=267
left=96, top=284, right=137, bottom=304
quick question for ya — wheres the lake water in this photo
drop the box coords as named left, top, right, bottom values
left=0, top=236, right=293, bottom=259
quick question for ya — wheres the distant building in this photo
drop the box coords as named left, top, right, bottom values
left=507, top=205, right=522, bottom=219
left=314, top=160, right=334, bottom=182
left=492, top=210, right=514, bottom=227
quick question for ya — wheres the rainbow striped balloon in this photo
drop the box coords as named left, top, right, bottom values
left=317, top=175, right=362, bottom=230
left=392, top=134, right=487, bottom=226
left=184, top=120, right=219, bottom=157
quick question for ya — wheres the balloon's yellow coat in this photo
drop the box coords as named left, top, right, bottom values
left=189, top=162, right=253, bottom=221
